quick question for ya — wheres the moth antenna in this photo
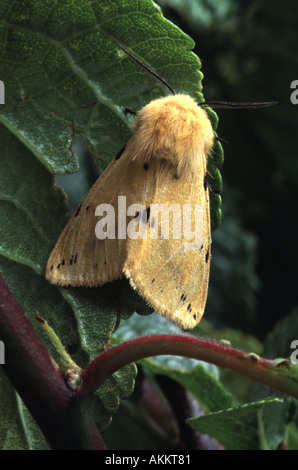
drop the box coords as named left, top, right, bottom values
left=111, top=37, right=175, bottom=96
left=200, top=100, right=278, bottom=109
left=215, top=136, right=229, bottom=145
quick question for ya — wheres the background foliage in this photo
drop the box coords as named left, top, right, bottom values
left=0, top=0, right=298, bottom=450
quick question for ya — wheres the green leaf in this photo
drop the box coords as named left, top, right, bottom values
left=0, top=369, right=55, bottom=450
left=264, top=307, right=298, bottom=360
left=15, top=395, right=50, bottom=450
left=196, top=319, right=263, bottom=403
left=0, top=123, right=69, bottom=274
left=0, top=0, right=202, bottom=174
left=157, top=0, right=239, bottom=29
left=143, top=360, right=232, bottom=414
left=0, top=0, right=222, bottom=228
left=187, top=398, right=292, bottom=450
left=0, top=368, right=50, bottom=450
left=93, top=362, right=138, bottom=432
left=0, top=370, right=26, bottom=450
left=250, top=307, right=298, bottom=402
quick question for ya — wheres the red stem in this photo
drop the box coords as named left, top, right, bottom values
left=82, top=334, right=298, bottom=399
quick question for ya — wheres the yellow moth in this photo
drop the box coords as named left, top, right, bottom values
left=47, top=47, right=214, bottom=328
left=46, top=41, right=276, bottom=329
left=46, top=90, right=214, bottom=329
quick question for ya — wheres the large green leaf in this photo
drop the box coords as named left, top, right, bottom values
left=0, top=0, right=223, bottom=226
left=0, top=0, right=204, bottom=173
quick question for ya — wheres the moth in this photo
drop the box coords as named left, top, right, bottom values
left=46, top=40, right=276, bottom=329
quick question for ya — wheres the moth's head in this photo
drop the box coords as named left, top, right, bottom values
left=130, top=94, right=214, bottom=178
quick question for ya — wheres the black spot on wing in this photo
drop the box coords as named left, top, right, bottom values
left=74, top=204, right=82, bottom=217
left=70, top=253, right=77, bottom=266
left=142, top=207, right=151, bottom=224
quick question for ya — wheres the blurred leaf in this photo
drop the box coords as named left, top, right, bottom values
left=249, top=307, right=298, bottom=402
left=103, top=400, right=159, bottom=450
left=188, top=398, right=292, bottom=450
left=207, top=194, right=260, bottom=330
left=15, top=396, right=50, bottom=450
left=263, top=307, right=298, bottom=360
left=195, top=319, right=263, bottom=403
left=157, top=0, right=240, bottom=29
